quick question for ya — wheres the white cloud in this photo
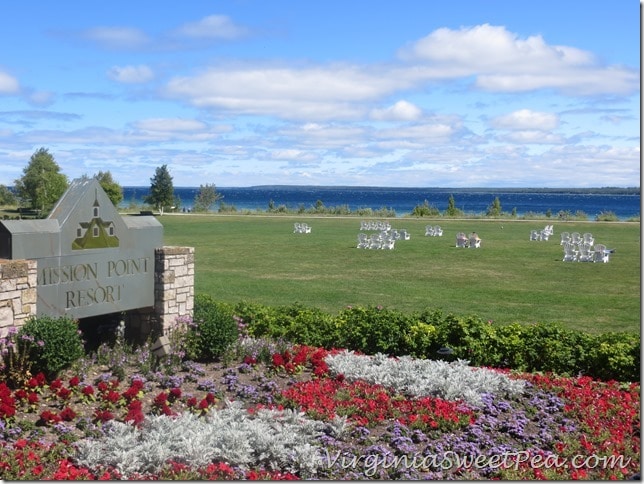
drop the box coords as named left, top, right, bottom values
left=490, top=109, right=559, bottom=131
left=271, top=149, right=317, bottom=163
left=108, top=65, right=154, bottom=84
left=132, top=117, right=209, bottom=134
left=398, top=24, right=638, bottom=96
left=83, top=27, right=150, bottom=49
left=174, top=15, right=249, bottom=40
left=165, top=64, right=410, bottom=120
left=26, top=90, right=55, bottom=106
left=497, top=130, right=564, bottom=144
left=370, top=100, right=422, bottom=121
left=0, top=72, right=20, bottom=94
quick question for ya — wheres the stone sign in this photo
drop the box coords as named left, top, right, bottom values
left=0, top=178, right=163, bottom=319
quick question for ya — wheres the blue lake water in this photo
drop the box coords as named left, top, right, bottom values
left=121, top=186, right=640, bottom=220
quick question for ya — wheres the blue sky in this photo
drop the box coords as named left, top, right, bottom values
left=0, top=1, right=639, bottom=188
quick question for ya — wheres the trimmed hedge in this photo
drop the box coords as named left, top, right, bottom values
left=233, top=301, right=639, bottom=382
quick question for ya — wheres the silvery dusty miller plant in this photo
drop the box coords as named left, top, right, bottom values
left=324, top=351, right=525, bottom=406
left=73, top=400, right=348, bottom=478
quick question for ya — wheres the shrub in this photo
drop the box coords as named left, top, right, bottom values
left=336, top=306, right=411, bottom=355
left=520, top=323, right=592, bottom=376
left=18, top=316, right=84, bottom=378
left=410, top=200, right=440, bottom=217
left=234, top=301, right=283, bottom=339
left=189, top=294, right=238, bottom=360
left=275, top=303, right=339, bottom=348
left=404, top=321, right=439, bottom=358
left=588, top=332, right=640, bottom=381
left=430, top=313, right=497, bottom=365
left=595, top=210, right=619, bottom=222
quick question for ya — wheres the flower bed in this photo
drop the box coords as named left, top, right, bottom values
left=0, top=340, right=640, bottom=480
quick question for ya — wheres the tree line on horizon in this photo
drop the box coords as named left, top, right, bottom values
left=0, top=148, right=221, bottom=216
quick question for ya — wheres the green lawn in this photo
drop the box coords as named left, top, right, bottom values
left=156, top=214, right=640, bottom=334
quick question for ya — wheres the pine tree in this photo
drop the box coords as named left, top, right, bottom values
left=145, top=165, right=175, bottom=215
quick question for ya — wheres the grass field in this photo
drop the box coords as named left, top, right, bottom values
left=155, top=214, right=640, bottom=334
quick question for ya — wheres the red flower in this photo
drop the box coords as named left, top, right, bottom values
left=26, top=377, right=40, bottom=388
left=39, top=410, right=61, bottom=424
left=27, top=392, right=39, bottom=404
left=59, top=406, right=77, bottom=421
left=103, top=390, right=121, bottom=404
left=93, top=409, right=114, bottom=423
left=49, top=378, right=63, bottom=390
left=68, top=376, right=80, bottom=387
left=97, top=381, right=109, bottom=393
left=57, top=387, right=72, bottom=400
left=198, top=398, right=210, bottom=410
left=272, top=353, right=285, bottom=368
left=124, top=400, right=144, bottom=426
left=153, top=392, right=168, bottom=406
left=122, top=380, right=144, bottom=401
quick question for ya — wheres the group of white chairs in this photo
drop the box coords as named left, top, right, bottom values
left=424, top=225, right=444, bottom=237
left=530, top=224, right=554, bottom=241
left=360, top=220, right=391, bottom=231
left=293, top=223, right=312, bottom=234
left=455, top=232, right=481, bottom=248
left=561, top=232, right=611, bottom=263
left=356, top=227, right=411, bottom=250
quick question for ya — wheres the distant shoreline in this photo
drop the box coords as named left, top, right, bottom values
left=132, top=186, right=640, bottom=195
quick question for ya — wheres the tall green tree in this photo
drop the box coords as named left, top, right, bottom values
left=444, top=194, right=463, bottom=217
left=144, top=164, right=175, bottom=215
left=486, top=196, right=502, bottom=217
left=193, top=183, right=222, bottom=212
left=94, top=171, right=123, bottom=207
left=0, top=185, right=16, bottom=206
left=14, top=148, right=68, bottom=214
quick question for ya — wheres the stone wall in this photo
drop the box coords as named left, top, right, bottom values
left=0, top=247, right=194, bottom=343
left=0, top=259, right=37, bottom=335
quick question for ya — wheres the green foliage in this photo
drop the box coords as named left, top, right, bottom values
left=404, top=321, right=438, bottom=358
left=411, top=200, right=440, bottom=217
left=595, top=210, right=619, bottom=221
left=432, top=313, right=497, bottom=364
left=18, top=316, right=84, bottom=378
left=145, top=164, right=175, bottom=215
left=193, top=184, right=222, bottom=212
left=335, top=305, right=412, bottom=355
left=276, top=303, right=338, bottom=347
left=14, top=147, right=69, bottom=213
left=588, top=332, right=640, bottom=381
left=234, top=301, right=282, bottom=339
left=444, top=194, right=463, bottom=217
left=94, top=171, right=123, bottom=206
left=519, top=322, right=592, bottom=375
left=486, top=196, right=502, bottom=216
left=188, top=294, right=238, bottom=360
left=0, top=185, right=16, bottom=206
left=239, top=300, right=639, bottom=381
